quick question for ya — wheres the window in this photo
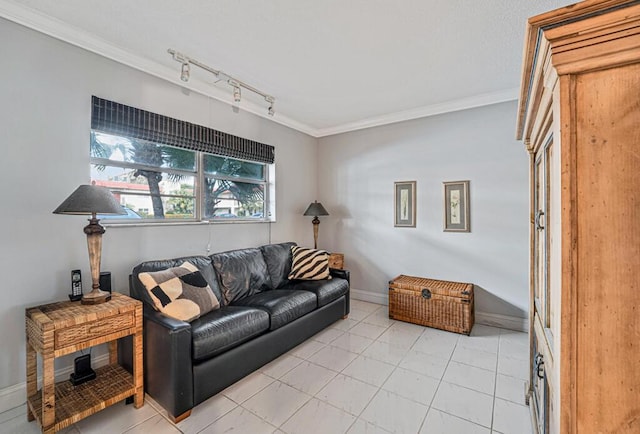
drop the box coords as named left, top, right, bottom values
left=202, top=155, right=266, bottom=219
left=89, top=96, right=273, bottom=223
left=91, top=132, right=269, bottom=222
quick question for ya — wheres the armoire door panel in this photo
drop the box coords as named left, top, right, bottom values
left=534, top=155, right=546, bottom=319
left=519, top=2, right=640, bottom=432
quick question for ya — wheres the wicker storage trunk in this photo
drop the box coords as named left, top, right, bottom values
left=388, top=275, right=474, bottom=335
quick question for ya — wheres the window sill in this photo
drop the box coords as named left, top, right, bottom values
left=102, top=219, right=274, bottom=228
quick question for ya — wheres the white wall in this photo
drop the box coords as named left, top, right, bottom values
left=317, top=101, right=529, bottom=323
left=0, top=18, right=318, bottom=391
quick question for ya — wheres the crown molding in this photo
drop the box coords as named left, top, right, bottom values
left=1, top=0, right=518, bottom=139
left=315, top=88, right=519, bottom=137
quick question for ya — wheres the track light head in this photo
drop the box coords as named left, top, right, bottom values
left=233, top=86, right=241, bottom=103
left=265, top=96, right=275, bottom=116
left=180, top=62, right=190, bottom=82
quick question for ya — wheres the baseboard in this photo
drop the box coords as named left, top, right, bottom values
left=0, top=353, right=110, bottom=414
left=350, top=288, right=387, bottom=306
left=475, top=311, right=528, bottom=332
left=0, top=382, right=24, bottom=417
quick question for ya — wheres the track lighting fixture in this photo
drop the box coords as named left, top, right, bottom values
left=266, top=97, right=275, bottom=116
left=168, top=48, right=275, bottom=116
left=180, top=62, right=190, bottom=82
left=232, top=82, right=241, bottom=103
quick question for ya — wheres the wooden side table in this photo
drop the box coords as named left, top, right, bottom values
left=25, top=292, right=143, bottom=433
left=328, top=252, right=344, bottom=270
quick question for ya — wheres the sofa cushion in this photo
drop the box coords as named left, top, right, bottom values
left=210, top=248, right=272, bottom=304
left=132, top=256, right=223, bottom=307
left=288, top=246, right=331, bottom=280
left=284, top=277, right=349, bottom=308
left=137, top=262, right=220, bottom=322
left=191, top=306, right=270, bottom=361
left=260, top=242, right=297, bottom=289
left=232, top=290, right=317, bottom=330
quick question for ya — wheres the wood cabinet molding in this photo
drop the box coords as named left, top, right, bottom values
left=517, top=1, right=640, bottom=140
left=518, top=2, right=640, bottom=433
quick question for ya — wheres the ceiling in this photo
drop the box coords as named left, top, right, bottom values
left=1, top=0, right=574, bottom=137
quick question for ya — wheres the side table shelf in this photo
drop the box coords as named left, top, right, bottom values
left=25, top=293, right=143, bottom=434
left=27, top=364, right=135, bottom=429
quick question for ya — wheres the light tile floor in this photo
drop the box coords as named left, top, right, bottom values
left=2, top=300, right=532, bottom=434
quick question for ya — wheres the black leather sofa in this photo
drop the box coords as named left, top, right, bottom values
left=127, top=242, right=350, bottom=422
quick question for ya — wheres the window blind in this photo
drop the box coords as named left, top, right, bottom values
left=91, top=96, right=275, bottom=164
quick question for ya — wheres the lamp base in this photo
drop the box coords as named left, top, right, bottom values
left=81, top=289, right=111, bottom=305
left=312, top=217, right=320, bottom=249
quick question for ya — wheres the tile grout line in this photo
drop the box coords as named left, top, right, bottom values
left=339, top=306, right=396, bottom=433
left=331, top=308, right=387, bottom=433
left=276, top=344, right=345, bottom=432
left=283, top=307, right=382, bottom=433
left=489, top=331, right=502, bottom=433
left=414, top=327, right=459, bottom=433
left=245, top=306, right=383, bottom=434
left=355, top=312, right=430, bottom=432
left=234, top=404, right=280, bottom=434
left=223, top=374, right=276, bottom=406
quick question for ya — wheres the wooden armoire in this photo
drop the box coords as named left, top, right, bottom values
left=516, top=1, right=640, bottom=433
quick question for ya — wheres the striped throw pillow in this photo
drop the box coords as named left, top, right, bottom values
left=288, top=246, right=332, bottom=280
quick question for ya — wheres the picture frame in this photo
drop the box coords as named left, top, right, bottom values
left=443, top=180, right=470, bottom=232
left=394, top=181, right=416, bottom=227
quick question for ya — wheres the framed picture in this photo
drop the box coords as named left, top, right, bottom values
left=394, top=181, right=416, bottom=227
left=443, top=180, right=470, bottom=232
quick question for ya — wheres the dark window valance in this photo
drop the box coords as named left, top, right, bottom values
left=91, top=96, right=275, bottom=164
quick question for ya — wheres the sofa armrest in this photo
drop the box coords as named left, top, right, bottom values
left=142, top=304, right=194, bottom=419
left=143, top=304, right=191, bottom=331
left=330, top=268, right=350, bottom=283
left=330, top=268, right=350, bottom=316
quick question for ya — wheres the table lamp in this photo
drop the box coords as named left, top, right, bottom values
left=53, top=184, right=125, bottom=304
left=303, top=201, right=329, bottom=249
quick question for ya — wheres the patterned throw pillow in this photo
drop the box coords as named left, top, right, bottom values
left=138, top=261, right=220, bottom=321
left=288, top=246, right=332, bottom=280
